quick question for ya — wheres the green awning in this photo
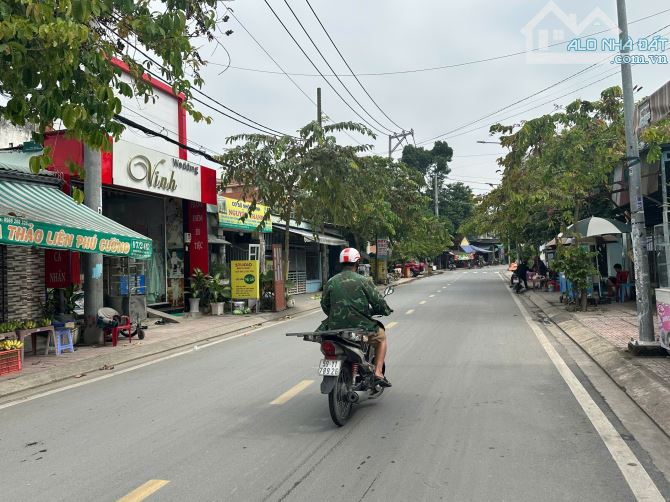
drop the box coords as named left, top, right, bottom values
left=0, top=178, right=152, bottom=259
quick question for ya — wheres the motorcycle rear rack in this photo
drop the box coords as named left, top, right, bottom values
left=286, top=330, right=374, bottom=344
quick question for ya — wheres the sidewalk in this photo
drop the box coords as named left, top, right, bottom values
left=0, top=274, right=422, bottom=399
left=512, top=276, right=670, bottom=437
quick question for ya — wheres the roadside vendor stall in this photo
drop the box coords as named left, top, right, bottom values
left=0, top=169, right=152, bottom=374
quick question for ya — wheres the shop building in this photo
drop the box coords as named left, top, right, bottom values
left=43, top=57, right=217, bottom=312
left=0, top=145, right=152, bottom=323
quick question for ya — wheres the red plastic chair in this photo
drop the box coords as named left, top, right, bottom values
left=104, top=315, right=131, bottom=347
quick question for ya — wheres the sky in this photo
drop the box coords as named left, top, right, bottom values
left=179, top=0, right=670, bottom=196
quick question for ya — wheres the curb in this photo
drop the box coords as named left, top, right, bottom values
left=0, top=271, right=427, bottom=400
left=525, top=290, right=670, bottom=437
left=0, top=304, right=321, bottom=399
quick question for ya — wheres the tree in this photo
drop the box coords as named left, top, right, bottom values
left=0, top=0, right=222, bottom=180
left=401, top=140, right=453, bottom=214
left=440, top=182, right=475, bottom=236
left=463, top=86, right=626, bottom=253
left=220, top=120, right=373, bottom=281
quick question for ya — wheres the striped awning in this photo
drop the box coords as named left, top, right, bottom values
left=0, top=178, right=152, bottom=259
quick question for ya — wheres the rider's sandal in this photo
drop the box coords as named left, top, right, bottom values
left=375, top=376, right=392, bottom=388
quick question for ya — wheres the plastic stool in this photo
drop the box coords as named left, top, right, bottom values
left=47, top=328, right=75, bottom=355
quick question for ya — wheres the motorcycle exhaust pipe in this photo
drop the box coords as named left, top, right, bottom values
left=347, top=391, right=360, bottom=404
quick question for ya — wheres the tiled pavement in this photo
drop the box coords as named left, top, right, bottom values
left=533, top=290, right=660, bottom=350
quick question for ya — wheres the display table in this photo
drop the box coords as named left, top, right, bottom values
left=16, top=326, right=55, bottom=362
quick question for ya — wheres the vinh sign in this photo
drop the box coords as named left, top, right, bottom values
left=113, top=140, right=202, bottom=201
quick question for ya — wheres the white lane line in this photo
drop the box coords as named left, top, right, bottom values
left=271, top=379, right=314, bottom=405
left=405, top=309, right=415, bottom=315
left=0, top=309, right=324, bottom=410
left=429, top=294, right=435, bottom=298
left=501, top=274, right=664, bottom=501
left=117, top=480, right=170, bottom=502
left=386, top=321, right=398, bottom=329
left=419, top=300, right=427, bottom=305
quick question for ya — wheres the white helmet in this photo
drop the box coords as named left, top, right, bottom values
left=339, top=247, right=361, bottom=264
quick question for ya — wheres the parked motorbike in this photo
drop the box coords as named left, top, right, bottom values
left=286, top=286, right=395, bottom=426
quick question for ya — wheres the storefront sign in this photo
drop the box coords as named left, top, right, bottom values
left=0, top=216, right=152, bottom=259
left=45, top=250, right=81, bottom=288
left=218, top=196, right=272, bottom=233
left=376, top=239, right=389, bottom=259
left=231, top=260, right=260, bottom=299
left=188, top=202, right=209, bottom=275
left=113, top=140, right=203, bottom=201
left=657, top=300, right=670, bottom=351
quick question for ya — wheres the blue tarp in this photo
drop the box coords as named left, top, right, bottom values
left=461, top=244, right=494, bottom=254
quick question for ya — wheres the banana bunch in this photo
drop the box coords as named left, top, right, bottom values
left=0, top=339, right=23, bottom=351
left=19, top=319, right=37, bottom=330
left=41, top=318, right=52, bottom=327
left=0, top=321, right=21, bottom=333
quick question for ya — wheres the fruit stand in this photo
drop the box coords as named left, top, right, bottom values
left=0, top=322, right=24, bottom=376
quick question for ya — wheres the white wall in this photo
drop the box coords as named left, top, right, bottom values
left=0, top=120, right=34, bottom=148
left=117, top=73, right=180, bottom=158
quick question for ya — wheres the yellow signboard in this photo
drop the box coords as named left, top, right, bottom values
left=231, top=260, right=260, bottom=299
left=218, top=197, right=272, bottom=233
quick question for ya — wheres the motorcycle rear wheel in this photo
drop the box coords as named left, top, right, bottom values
left=329, top=363, right=353, bottom=426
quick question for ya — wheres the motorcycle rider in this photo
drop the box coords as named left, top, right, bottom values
left=320, top=248, right=393, bottom=387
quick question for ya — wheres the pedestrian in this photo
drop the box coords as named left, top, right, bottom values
left=511, top=259, right=529, bottom=291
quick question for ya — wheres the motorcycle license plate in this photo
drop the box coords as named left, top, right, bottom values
left=318, top=359, right=342, bottom=376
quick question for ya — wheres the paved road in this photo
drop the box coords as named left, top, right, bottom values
left=2, top=269, right=669, bottom=501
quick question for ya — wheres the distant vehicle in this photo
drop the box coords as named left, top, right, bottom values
left=394, top=261, right=426, bottom=277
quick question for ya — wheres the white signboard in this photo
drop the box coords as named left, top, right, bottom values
left=113, top=140, right=202, bottom=202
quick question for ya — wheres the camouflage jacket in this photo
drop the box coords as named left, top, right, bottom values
left=320, top=270, right=392, bottom=332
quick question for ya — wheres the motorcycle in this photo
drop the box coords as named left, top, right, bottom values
left=286, top=286, right=395, bottom=426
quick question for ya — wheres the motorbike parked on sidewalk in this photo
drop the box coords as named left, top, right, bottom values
left=286, top=286, right=395, bottom=426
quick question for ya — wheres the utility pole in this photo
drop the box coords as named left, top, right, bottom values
left=82, top=144, right=104, bottom=345
left=434, top=169, right=440, bottom=217
left=388, top=130, right=414, bottom=160
left=316, top=87, right=330, bottom=288
left=617, top=0, right=656, bottom=348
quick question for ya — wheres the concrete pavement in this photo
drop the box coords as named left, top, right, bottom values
left=1, top=269, right=669, bottom=501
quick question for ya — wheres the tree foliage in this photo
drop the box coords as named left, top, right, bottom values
left=0, top=0, right=222, bottom=174
left=440, top=182, right=475, bottom=236
left=463, top=86, right=626, bottom=252
left=220, top=120, right=374, bottom=280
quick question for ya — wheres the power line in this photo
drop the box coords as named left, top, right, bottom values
left=418, top=23, right=670, bottom=145
left=224, top=6, right=365, bottom=146
left=304, top=0, right=405, bottom=131
left=263, top=0, right=387, bottom=136
left=218, top=7, right=670, bottom=77
left=103, top=20, right=293, bottom=138
left=280, top=0, right=394, bottom=134
left=115, top=114, right=230, bottom=168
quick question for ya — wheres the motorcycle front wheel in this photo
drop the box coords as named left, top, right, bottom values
left=328, top=362, right=353, bottom=426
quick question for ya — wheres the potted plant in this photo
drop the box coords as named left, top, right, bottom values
left=189, top=268, right=210, bottom=313
left=285, top=280, right=296, bottom=308
left=208, top=273, right=231, bottom=316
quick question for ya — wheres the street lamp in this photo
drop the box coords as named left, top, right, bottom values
left=476, top=140, right=500, bottom=145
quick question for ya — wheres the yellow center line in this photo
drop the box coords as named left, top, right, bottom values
left=419, top=300, right=427, bottom=305
left=271, top=379, right=314, bottom=405
left=405, top=309, right=415, bottom=315
left=386, top=321, right=398, bottom=328
left=117, top=480, right=170, bottom=502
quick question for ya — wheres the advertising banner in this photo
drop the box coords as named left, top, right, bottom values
left=0, top=216, right=152, bottom=259
left=376, top=239, right=390, bottom=259
left=218, top=196, right=272, bottom=233
left=231, top=260, right=260, bottom=299
left=113, top=140, right=203, bottom=202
